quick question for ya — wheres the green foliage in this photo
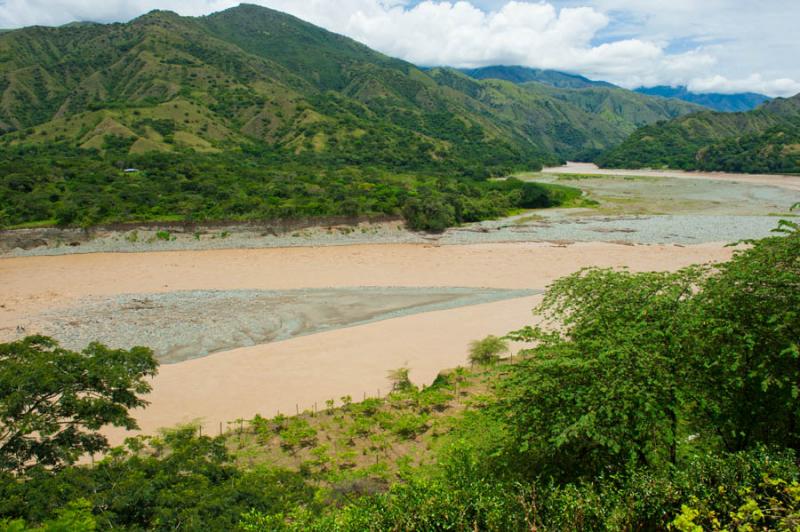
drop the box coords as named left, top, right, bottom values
left=390, top=413, right=429, bottom=440
left=1, top=499, right=97, bottom=532
left=0, top=336, right=158, bottom=473
left=673, top=475, right=800, bottom=531
left=687, top=230, right=800, bottom=451
left=499, top=267, right=703, bottom=480
left=401, top=193, right=456, bottom=232
left=0, top=427, right=316, bottom=530
left=0, top=144, right=577, bottom=231
left=468, top=335, right=509, bottom=365
left=387, top=367, right=414, bottom=392
left=279, top=418, right=318, bottom=452
left=495, top=230, right=800, bottom=486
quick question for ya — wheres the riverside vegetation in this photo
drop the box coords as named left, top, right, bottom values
left=0, top=142, right=583, bottom=232
left=1, top=216, right=798, bottom=530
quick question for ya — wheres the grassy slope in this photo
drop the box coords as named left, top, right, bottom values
left=0, top=6, right=549, bottom=170
left=224, top=362, right=501, bottom=483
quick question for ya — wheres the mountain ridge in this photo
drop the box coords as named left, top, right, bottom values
left=460, top=65, right=615, bottom=89
left=0, top=5, right=702, bottom=162
left=635, top=85, right=771, bottom=112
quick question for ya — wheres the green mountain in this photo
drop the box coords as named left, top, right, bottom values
left=0, top=4, right=705, bottom=228
left=0, top=7, right=704, bottom=163
left=0, top=6, right=551, bottom=171
left=598, top=94, right=800, bottom=173
left=460, top=65, right=615, bottom=89
left=438, top=67, right=703, bottom=160
left=635, top=86, right=771, bottom=112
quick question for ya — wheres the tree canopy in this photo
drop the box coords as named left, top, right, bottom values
left=0, top=336, right=157, bottom=473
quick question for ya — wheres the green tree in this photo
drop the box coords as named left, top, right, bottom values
left=0, top=336, right=158, bottom=473
left=687, top=231, right=800, bottom=451
left=402, top=193, right=456, bottom=232
left=499, top=267, right=703, bottom=479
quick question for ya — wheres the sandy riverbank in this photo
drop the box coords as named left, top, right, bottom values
left=542, top=162, right=800, bottom=192
left=0, top=241, right=734, bottom=441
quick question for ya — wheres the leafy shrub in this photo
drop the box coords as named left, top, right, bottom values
left=387, top=367, right=414, bottom=392
left=391, top=413, right=429, bottom=439
left=279, top=418, right=317, bottom=452
left=402, top=194, right=456, bottom=232
left=468, top=335, right=509, bottom=365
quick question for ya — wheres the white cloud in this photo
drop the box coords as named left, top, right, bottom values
left=0, top=0, right=798, bottom=97
left=689, top=75, right=800, bottom=97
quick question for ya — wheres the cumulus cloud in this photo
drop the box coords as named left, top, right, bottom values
left=0, top=0, right=798, bottom=97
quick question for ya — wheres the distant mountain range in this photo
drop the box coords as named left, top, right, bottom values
left=598, top=93, right=800, bottom=173
left=460, top=65, right=614, bottom=89
left=460, top=66, right=771, bottom=113
left=635, top=86, right=771, bottom=113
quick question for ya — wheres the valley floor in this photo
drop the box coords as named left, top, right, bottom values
left=0, top=241, right=731, bottom=443
left=1, top=164, right=798, bottom=443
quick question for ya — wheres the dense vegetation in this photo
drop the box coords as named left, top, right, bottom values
left=0, top=142, right=579, bottom=231
left=599, top=94, right=800, bottom=173
left=2, top=219, right=798, bottom=530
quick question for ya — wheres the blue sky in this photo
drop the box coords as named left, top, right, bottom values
left=0, top=0, right=798, bottom=96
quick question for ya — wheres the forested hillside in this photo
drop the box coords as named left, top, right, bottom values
left=0, top=4, right=702, bottom=229
left=599, top=93, right=800, bottom=173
